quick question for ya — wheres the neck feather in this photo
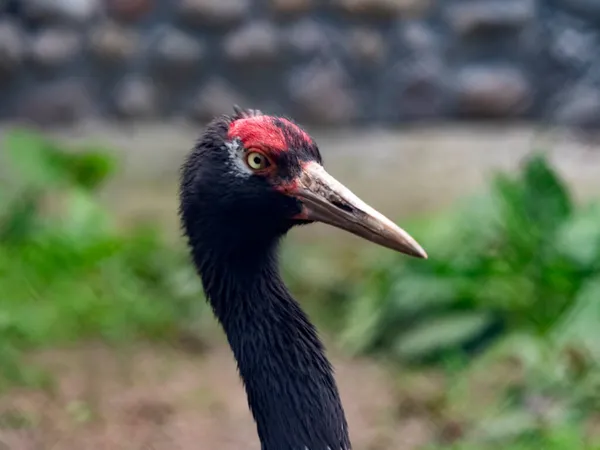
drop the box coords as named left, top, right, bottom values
left=195, top=240, right=351, bottom=450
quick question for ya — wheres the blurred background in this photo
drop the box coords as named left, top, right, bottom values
left=1, top=0, right=600, bottom=449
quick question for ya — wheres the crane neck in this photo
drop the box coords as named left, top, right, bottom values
left=195, top=240, right=351, bottom=450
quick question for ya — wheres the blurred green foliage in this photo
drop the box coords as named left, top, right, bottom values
left=430, top=424, right=598, bottom=450
left=342, top=154, right=600, bottom=364
left=338, top=153, right=600, bottom=449
left=0, top=129, right=208, bottom=390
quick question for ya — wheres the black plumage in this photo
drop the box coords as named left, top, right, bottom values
left=179, top=107, right=426, bottom=450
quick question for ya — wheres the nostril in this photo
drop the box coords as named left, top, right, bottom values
left=331, top=200, right=353, bottom=214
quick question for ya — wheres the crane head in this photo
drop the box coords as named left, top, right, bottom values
left=181, top=106, right=427, bottom=259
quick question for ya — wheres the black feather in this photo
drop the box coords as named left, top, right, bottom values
left=233, top=104, right=264, bottom=119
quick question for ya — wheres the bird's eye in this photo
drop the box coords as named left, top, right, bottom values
left=246, top=152, right=271, bottom=171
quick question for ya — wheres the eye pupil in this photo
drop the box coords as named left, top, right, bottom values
left=247, top=152, right=270, bottom=171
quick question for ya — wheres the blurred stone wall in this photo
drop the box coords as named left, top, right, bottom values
left=0, top=0, right=599, bottom=127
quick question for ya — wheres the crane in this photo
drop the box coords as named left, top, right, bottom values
left=179, top=106, right=427, bottom=450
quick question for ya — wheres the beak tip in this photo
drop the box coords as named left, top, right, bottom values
left=412, top=246, right=428, bottom=259
left=400, top=234, right=427, bottom=259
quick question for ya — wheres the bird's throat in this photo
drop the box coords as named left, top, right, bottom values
left=197, top=244, right=351, bottom=450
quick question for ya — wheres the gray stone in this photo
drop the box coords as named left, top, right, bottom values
left=552, top=28, right=594, bottom=66
left=29, top=28, right=81, bottom=71
left=333, top=0, right=432, bottom=18
left=224, top=22, right=279, bottom=64
left=288, top=62, right=357, bottom=124
left=152, top=27, right=205, bottom=75
left=553, top=85, right=600, bottom=128
left=558, top=0, right=600, bottom=20
left=178, top=0, right=249, bottom=27
left=381, top=59, right=448, bottom=120
left=398, top=21, right=439, bottom=53
left=286, top=20, right=332, bottom=57
left=16, top=79, right=96, bottom=126
left=446, top=0, right=535, bottom=37
left=547, top=15, right=596, bottom=68
left=23, top=0, right=99, bottom=24
left=270, top=0, right=314, bottom=15
left=347, top=28, right=386, bottom=64
left=455, top=65, right=532, bottom=117
left=113, top=77, right=159, bottom=118
left=3, top=0, right=598, bottom=126
left=107, top=0, right=154, bottom=22
left=0, top=20, right=25, bottom=77
left=188, top=79, right=247, bottom=122
left=385, top=22, right=446, bottom=120
left=89, top=21, right=139, bottom=65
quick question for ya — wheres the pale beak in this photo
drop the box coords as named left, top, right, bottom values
left=288, top=162, right=427, bottom=259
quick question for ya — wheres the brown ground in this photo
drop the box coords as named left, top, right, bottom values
left=0, top=343, right=437, bottom=450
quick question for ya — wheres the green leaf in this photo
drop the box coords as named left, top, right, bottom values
left=340, top=293, right=384, bottom=354
left=410, top=193, right=501, bottom=268
left=472, top=410, right=540, bottom=443
left=492, top=173, right=539, bottom=257
left=390, top=274, right=462, bottom=316
left=3, top=128, right=117, bottom=193
left=394, top=312, right=494, bottom=360
left=551, top=277, right=600, bottom=358
left=0, top=192, right=40, bottom=243
left=491, top=154, right=572, bottom=263
left=49, top=149, right=118, bottom=191
left=555, top=202, right=600, bottom=268
left=56, top=189, right=114, bottom=242
left=3, top=128, right=64, bottom=189
left=475, top=332, right=549, bottom=369
left=521, top=153, right=572, bottom=229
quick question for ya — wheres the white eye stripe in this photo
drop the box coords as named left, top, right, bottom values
left=225, top=140, right=253, bottom=177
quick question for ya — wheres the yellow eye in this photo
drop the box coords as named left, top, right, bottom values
left=246, top=152, right=270, bottom=171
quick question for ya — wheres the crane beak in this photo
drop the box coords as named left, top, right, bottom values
left=287, top=162, right=427, bottom=259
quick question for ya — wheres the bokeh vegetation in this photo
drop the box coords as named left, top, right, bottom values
left=343, top=152, right=600, bottom=363
left=1, top=129, right=599, bottom=449
left=0, top=129, right=210, bottom=390
left=341, top=153, right=600, bottom=449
